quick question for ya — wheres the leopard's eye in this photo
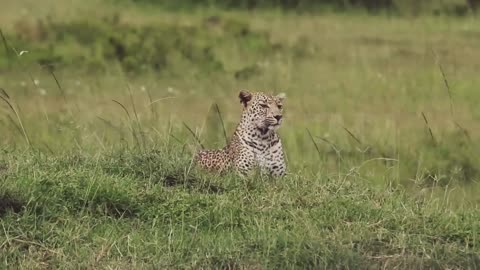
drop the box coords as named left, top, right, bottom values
left=259, top=103, right=269, bottom=108
left=278, top=104, right=283, bottom=109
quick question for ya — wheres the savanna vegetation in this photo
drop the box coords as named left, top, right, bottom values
left=0, top=0, right=479, bottom=268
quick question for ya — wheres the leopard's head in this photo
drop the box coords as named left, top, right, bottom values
left=238, top=90, right=286, bottom=132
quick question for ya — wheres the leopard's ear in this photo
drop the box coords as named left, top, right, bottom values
left=276, top=92, right=286, bottom=101
left=239, top=90, right=253, bottom=107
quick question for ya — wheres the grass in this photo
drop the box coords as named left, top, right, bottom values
left=0, top=0, right=480, bottom=268
left=1, top=149, right=479, bottom=268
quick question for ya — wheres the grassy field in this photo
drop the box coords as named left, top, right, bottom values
left=1, top=0, right=480, bottom=268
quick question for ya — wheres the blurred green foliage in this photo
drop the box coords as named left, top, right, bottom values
left=1, top=16, right=286, bottom=74
left=125, top=0, right=479, bottom=15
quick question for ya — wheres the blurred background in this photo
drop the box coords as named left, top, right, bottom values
left=1, top=0, right=480, bottom=203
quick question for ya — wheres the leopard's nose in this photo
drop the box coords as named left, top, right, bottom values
left=274, top=115, right=282, bottom=121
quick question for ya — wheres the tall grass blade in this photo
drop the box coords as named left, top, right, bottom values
left=421, top=112, right=436, bottom=144
left=438, top=64, right=470, bottom=141
left=6, top=114, right=24, bottom=139
left=169, top=133, right=184, bottom=145
left=49, top=70, right=68, bottom=105
left=49, top=69, right=82, bottom=117
left=4, top=37, right=39, bottom=89
left=438, top=64, right=454, bottom=117
left=0, top=29, right=11, bottom=68
left=40, top=142, right=54, bottom=155
left=316, top=135, right=342, bottom=159
left=183, top=122, right=204, bottom=149
left=0, top=30, right=37, bottom=88
left=0, top=90, right=30, bottom=147
left=454, top=121, right=471, bottom=141
left=112, top=100, right=132, bottom=122
left=127, top=84, right=145, bottom=150
left=97, top=116, right=124, bottom=134
left=306, top=128, right=322, bottom=159
left=147, top=96, right=176, bottom=106
left=214, top=103, right=228, bottom=145
left=146, top=88, right=158, bottom=122
left=0, top=88, right=10, bottom=99
left=343, top=126, right=362, bottom=145
left=112, top=99, right=140, bottom=149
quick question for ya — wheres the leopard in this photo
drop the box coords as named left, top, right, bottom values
left=194, top=90, right=287, bottom=176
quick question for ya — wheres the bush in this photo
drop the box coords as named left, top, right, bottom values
left=122, top=0, right=478, bottom=14
left=1, top=16, right=283, bottom=74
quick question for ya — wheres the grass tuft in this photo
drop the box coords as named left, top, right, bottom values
left=0, top=88, right=30, bottom=147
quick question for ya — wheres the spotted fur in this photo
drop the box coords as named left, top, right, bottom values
left=195, top=90, right=286, bottom=176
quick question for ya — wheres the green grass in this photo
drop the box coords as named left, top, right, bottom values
left=0, top=0, right=479, bottom=268
left=1, top=149, right=479, bottom=268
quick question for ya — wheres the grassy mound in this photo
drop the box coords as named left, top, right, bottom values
left=1, top=149, right=478, bottom=268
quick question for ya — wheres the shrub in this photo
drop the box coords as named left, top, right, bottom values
left=1, top=16, right=280, bottom=74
